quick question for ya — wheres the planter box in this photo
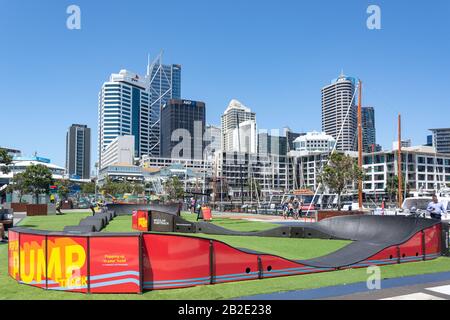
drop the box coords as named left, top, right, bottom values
left=26, top=204, right=48, bottom=216
left=10, top=203, right=28, bottom=212
left=317, top=210, right=365, bottom=221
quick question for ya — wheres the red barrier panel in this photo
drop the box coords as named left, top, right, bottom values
left=46, top=236, right=88, bottom=293
left=259, top=254, right=328, bottom=279
left=89, top=236, right=141, bottom=293
left=19, top=233, right=47, bottom=289
left=424, top=224, right=441, bottom=257
left=142, top=234, right=211, bottom=290
left=213, top=242, right=259, bottom=284
left=8, top=230, right=19, bottom=281
left=137, top=210, right=149, bottom=231
left=132, top=210, right=138, bottom=230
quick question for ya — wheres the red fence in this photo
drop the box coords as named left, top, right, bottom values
left=8, top=223, right=444, bottom=294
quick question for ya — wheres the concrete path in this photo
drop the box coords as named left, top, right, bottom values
left=237, top=271, right=450, bottom=300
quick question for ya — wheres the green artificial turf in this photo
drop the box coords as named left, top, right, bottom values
left=17, top=212, right=92, bottom=231
left=1, top=212, right=449, bottom=300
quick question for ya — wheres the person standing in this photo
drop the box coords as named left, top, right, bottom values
left=427, top=195, right=445, bottom=220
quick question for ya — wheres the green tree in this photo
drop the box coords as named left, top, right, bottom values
left=318, top=153, right=364, bottom=211
left=131, top=183, right=144, bottom=195
left=385, top=174, right=409, bottom=203
left=163, top=176, right=185, bottom=201
left=55, top=179, right=71, bottom=200
left=81, top=182, right=96, bottom=195
left=22, top=164, right=54, bottom=204
left=0, top=149, right=12, bottom=174
left=7, top=172, right=29, bottom=203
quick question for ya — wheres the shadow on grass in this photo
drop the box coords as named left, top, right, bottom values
left=14, top=224, right=37, bottom=228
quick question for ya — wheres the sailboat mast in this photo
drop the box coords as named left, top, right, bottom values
left=397, top=114, right=404, bottom=208
left=357, top=80, right=363, bottom=209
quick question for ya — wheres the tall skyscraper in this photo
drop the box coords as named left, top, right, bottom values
left=146, top=53, right=181, bottom=157
left=221, top=99, right=256, bottom=152
left=98, top=69, right=150, bottom=168
left=429, top=128, right=450, bottom=154
left=160, top=99, right=205, bottom=159
left=362, top=106, right=377, bottom=153
left=321, top=73, right=357, bottom=151
left=66, top=124, right=91, bottom=179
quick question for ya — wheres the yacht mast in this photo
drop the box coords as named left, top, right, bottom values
left=397, top=114, right=404, bottom=207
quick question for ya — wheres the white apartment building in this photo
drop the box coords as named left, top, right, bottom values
left=293, top=131, right=336, bottom=153
left=221, top=99, right=256, bottom=152
left=101, top=135, right=135, bottom=169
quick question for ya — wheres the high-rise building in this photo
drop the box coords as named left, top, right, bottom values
left=221, top=99, right=256, bottom=152
left=160, top=99, right=205, bottom=160
left=283, top=127, right=305, bottom=152
left=146, top=53, right=181, bottom=157
left=101, top=135, right=135, bottom=169
left=426, top=135, right=433, bottom=147
left=429, top=128, right=450, bottom=154
left=66, top=124, right=91, bottom=179
left=321, top=73, right=357, bottom=151
left=362, top=106, right=377, bottom=153
left=98, top=69, right=150, bottom=168
left=258, top=132, right=287, bottom=156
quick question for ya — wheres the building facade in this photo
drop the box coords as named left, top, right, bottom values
left=98, top=70, right=150, bottom=168
left=258, top=132, right=288, bottom=156
left=146, top=53, right=181, bottom=157
left=221, top=99, right=256, bottom=152
left=322, top=73, right=357, bottom=151
left=66, top=124, right=91, bottom=179
left=101, top=135, right=135, bottom=169
left=362, top=106, right=377, bottom=153
left=160, top=99, right=206, bottom=160
left=0, top=147, right=21, bottom=158
left=430, top=128, right=450, bottom=154
left=293, top=131, right=336, bottom=153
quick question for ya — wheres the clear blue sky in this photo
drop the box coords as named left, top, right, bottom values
left=1, top=0, right=449, bottom=169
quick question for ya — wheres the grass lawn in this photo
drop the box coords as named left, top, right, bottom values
left=1, top=212, right=450, bottom=300
left=17, top=212, right=92, bottom=231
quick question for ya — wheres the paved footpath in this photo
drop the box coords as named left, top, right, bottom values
left=238, top=272, right=450, bottom=300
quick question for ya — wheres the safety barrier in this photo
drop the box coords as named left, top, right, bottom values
left=7, top=220, right=445, bottom=294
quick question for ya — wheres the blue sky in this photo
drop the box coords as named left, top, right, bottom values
left=1, top=0, right=449, bottom=168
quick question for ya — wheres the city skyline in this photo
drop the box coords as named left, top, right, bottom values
left=1, top=1, right=450, bottom=167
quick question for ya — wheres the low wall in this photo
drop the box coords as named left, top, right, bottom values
left=317, top=210, right=365, bottom=221
left=10, top=203, right=27, bottom=212
left=26, top=204, right=48, bottom=216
